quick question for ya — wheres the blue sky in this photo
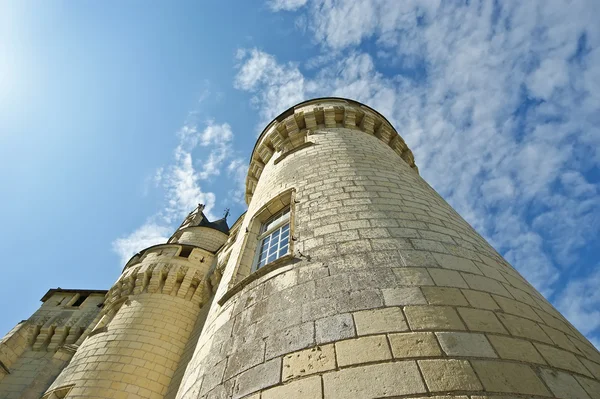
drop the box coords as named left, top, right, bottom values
left=1, top=0, right=599, bottom=346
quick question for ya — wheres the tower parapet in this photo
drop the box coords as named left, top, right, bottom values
left=43, top=207, right=229, bottom=399
left=245, top=98, right=418, bottom=204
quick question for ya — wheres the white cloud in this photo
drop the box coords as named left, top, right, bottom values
left=234, top=49, right=306, bottom=128
left=251, top=0, right=600, bottom=339
left=112, top=222, right=172, bottom=266
left=266, top=0, right=308, bottom=11
left=556, top=270, right=600, bottom=337
left=112, top=112, right=239, bottom=265
left=226, top=158, right=248, bottom=205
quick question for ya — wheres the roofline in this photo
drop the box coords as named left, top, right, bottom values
left=41, top=288, right=108, bottom=302
left=250, top=96, right=400, bottom=164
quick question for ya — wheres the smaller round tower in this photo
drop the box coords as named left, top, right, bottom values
left=43, top=205, right=229, bottom=399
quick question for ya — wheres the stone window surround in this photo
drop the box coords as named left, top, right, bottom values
left=218, top=188, right=297, bottom=305
left=42, top=384, right=74, bottom=399
left=252, top=206, right=291, bottom=272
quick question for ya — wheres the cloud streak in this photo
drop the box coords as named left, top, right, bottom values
left=112, top=113, right=241, bottom=265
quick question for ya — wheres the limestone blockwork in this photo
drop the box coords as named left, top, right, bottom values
left=1, top=97, right=599, bottom=399
left=175, top=98, right=600, bottom=399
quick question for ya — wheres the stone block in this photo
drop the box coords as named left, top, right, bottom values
left=225, top=340, right=265, bottom=379
left=404, top=306, right=466, bottom=331
left=322, top=361, right=426, bottom=398
left=580, top=358, right=600, bottom=379
left=392, top=267, right=435, bottom=285
left=539, top=368, right=592, bottom=399
left=389, top=332, right=442, bottom=358
left=418, top=359, right=482, bottom=392
left=461, top=289, right=500, bottom=310
left=353, top=307, right=408, bottom=335
left=487, top=335, right=547, bottom=364
left=492, top=296, right=543, bottom=322
left=435, top=332, right=497, bottom=358
left=496, top=313, right=552, bottom=344
left=422, top=287, right=469, bottom=306
left=471, top=360, right=550, bottom=396
left=334, top=289, right=384, bottom=313
left=335, top=335, right=391, bottom=367
left=315, top=313, right=355, bottom=344
left=462, top=274, right=511, bottom=297
left=231, top=358, right=281, bottom=399
left=265, top=322, right=315, bottom=359
left=534, top=343, right=592, bottom=377
left=428, top=269, right=468, bottom=288
left=575, top=376, right=600, bottom=398
left=433, top=253, right=482, bottom=274
left=302, top=297, right=337, bottom=321
left=539, top=324, right=582, bottom=354
left=262, top=375, right=322, bottom=399
left=382, top=287, right=427, bottom=306
left=282, top=344, right=336, bottom=381
left=457, top=307, right=507, bottom=334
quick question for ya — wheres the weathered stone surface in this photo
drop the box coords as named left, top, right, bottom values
left=418, top=359, right=482, bottom=392
left=428, top=268, right=468, bottom=288
left=404, top=306, right=466, bottom=331
left=353, top=307, right=408, bottom=335
left=534, top=343, right=593, bottom=377
left=461, top=289, right=500, bottom=310
left=496, top=313, right=553, bottom=344
left=457, top=307, right=507, bottom=333
left=323, top=361, right=426, bottom=398
left=315, top=313, right=355, bottom=344
left=389, top=332, right=442, bottom=358
left=436, top=332, right=497, bottom=358
left=575, top=375, right=600, bottom=398
left=433, top=253, right=482, bottom=275
left=487, top=335, right=547, bottom=364
left=262, top=375, right=322, bottom=399
left=232, top=358, right=281, bottom=399
left=382, top=287, right=427, bottom=306
left=471, top=360, right=550, bottom=396
left=282, top=344, right=336, bottom=381
left=335, top=335, right=391, bottom=366
left=539, top=368, right=592, bottom=399
left=422, top=286, right=469, bottom=306
left=265, top=322, right=315, bottom=359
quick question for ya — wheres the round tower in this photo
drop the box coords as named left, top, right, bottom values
left=43, top=206, right=229, bottom=399
left=176, top=98, right=600, bottom=399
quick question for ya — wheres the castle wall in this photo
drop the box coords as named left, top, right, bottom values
left=0, top=291, right=105, bottom=399
left=175, top=107, right=600, bottom=398
left=43, top=245, right=222, bottom=399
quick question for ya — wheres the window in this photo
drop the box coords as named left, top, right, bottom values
left=71, top=294, right=88, bottom=307
left=253, top=207, right=290, bottom=271
left=179, top=246, right=193, bottom=258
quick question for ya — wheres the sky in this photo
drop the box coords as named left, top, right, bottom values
left=0, top=0, right=598, bottom=346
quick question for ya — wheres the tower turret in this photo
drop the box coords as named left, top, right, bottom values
left=175, top=98, right=600, bottom=399
left=43, top=206, right=229, bottom=399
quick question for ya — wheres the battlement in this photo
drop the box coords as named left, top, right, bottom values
left=245, top=97, right=418, bottom=203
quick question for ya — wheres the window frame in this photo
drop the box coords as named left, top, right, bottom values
left=251, top=206, right=291, bottom=272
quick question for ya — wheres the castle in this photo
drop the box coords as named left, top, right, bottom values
left=1, top=97, right=599, bottom=398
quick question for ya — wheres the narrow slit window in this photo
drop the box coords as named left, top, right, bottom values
left=71, top=295, right=88, bottom=307
left=254, top=207, right=290, bottom=271
left=179, top=246, right=193, bottom=258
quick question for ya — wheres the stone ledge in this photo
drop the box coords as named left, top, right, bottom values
left=218, top=254, right=296, bottom=305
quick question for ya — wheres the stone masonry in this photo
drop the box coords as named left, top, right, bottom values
left=1, top=97, right=599, bottom=399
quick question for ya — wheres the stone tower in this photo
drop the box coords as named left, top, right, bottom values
left=2, top=97, right=598, bottom=399
left=42, top=206, right=230, bottom=398
left=173, top=98, right=600, bottom=398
